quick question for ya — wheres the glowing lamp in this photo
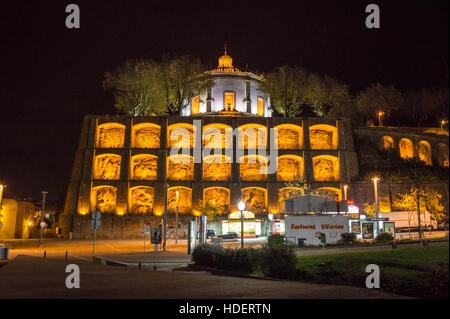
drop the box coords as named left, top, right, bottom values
left=238, top=201, right=246, bottom=211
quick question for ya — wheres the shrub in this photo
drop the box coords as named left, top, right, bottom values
left=340, top=233, right=356, bottom=245
left=259, top=245, right=297, bottom=279
left=192, top=244, right=224, bottom=267
left=375, top=232, right=394, bottom=242
left=267, top=234, right=286, bottom=248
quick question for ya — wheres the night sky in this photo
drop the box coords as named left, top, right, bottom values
left=0, top=0, right=448, bottom=202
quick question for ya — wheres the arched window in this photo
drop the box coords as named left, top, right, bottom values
left=240, top=155, right=268, bottom=181
left=279, top=187, right=303, bottom=212
left=167, top=187, right=192, bottom=214
left=399, top=138, right=414, bottom=159
left=130, top=154, right=157, bottom=180
left=129, top=186, right=154, bottom=213
left=380, top=136, right=395, bottom=150
left=309, top=124, right=338, bottom=149
left=91, top=186, right=117, bottom=213
left=167, top=155, right=194, bottom=180
left=241, top=187, right=267, bottom=214
left=204, top=187, right=230, bottom=214
left=203, top=155, right=231, bottom=181
left=274, top=124, right=303, bottom=149
left=131, top=123, right=161, bottom=148
left=96, top=123, right=125, bottom=148
left=167, top=123, right=196, bottom=148
left=238, top=124, right=267, bottom=149
left=312, top=155, right=340, bottom=181
left=437, top=143, right=449, bottom=167
left=93, top=154, right=121, bottom=180
left=417, top=140, right=432, bottom=166
left=277, top=155, right=304, bottom=181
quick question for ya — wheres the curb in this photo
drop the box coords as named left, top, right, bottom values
left=93, top=256, right=188, bottom=269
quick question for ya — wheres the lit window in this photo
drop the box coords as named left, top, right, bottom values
left=191, top=96, right=199, bottom=115
left=257, top=97, right=264, bottom=116
left=224, top=92, right=235, bottom=111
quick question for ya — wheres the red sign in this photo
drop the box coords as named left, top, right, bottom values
left=145, top=220, right=150, bottom=225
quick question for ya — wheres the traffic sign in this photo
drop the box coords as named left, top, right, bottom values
left=40, top=221, right=47, bottom=229
left=145, top=219, right=150, bottom=226
left=366, top=218, right=389, bottom=221
left=91, top=219, right=101, bottom=230
left=92, top=211, right=101, bottom=221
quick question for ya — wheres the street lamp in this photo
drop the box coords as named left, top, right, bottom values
left=343, top=185, right=349, bottom=201
left=440, top=120, right=448, bottom=133
left=378, top=111, right=385, bottom=127
left=371, top=177, right=380, bottom=236
left=238, top=200, right=246, bottom=249
left=175, top=190, right=179, bottom=244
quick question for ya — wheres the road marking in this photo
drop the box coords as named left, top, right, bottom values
left=105, top=243, right=121, bottom=252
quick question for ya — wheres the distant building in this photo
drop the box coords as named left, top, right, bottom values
left=0, top=198, right=35, bottom=239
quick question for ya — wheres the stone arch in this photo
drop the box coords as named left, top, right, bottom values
left=277, top=155, right=304, bottom=181
left=131, top=123, right=161, bottom=148
left=203, top=187, right=230, bottom=214
left=130, top=154, right=157, bottom=180
left=167, top=186, right=192, bottom=214
left=203, top=154, right=231, bottom=181
left=380, top=135, right=395, bottom=150
left=312, top=155, right=340, bottom=181
left=241, top=187, right=267, bottom=214
left=309, top=124, right=338, bottom=149
left=317, top=187, right=341, bottom=201
left=239, top=154, right=268, bottom=181
left=129, top=186, right=154, bottom=213
left=437, top=143, right=449, bottom=167
left=167, top=155, right=194, bottom=180
left=274, top=124, right=303, bottom=149
left=167, top=123, right=196, bottom=148
left=202, top=123, right=233, bottom=149
left=238, top=124, right=267, bottom=149
left=91, top=185, right=117, bottom=213
left=279, top=187, right=304, bottom=212
left=399, top=138, right=414, bottom=159
left=93, top=153, right=121, bottom=180
left=417, top=140, right=432, bottom=166
left=96, top=123, right=125, bottom=148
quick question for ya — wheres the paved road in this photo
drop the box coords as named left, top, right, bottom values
left=0, top=255, right=408, bottom=299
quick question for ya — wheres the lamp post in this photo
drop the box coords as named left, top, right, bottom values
left=371, top=178, right=380, bottom=236
left=39, top=191, right=48, bottom=248
left=238, top=200, right=246, bottom=249
left=440, top=120, right=448, bottom=133
left=343, top=185, right=348, bottom=201
left=378, top=111, right=385, bottom=127
left=175, top=190, right=179, bottom=244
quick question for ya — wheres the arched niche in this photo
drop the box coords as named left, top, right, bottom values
left=203, top=155, right=231, bottom=181
left=131, top=123, right=161, bottom=148
left=238, top=124, right=267, bottom=149
left=417, top=140, right=432, bottom=166
left=317, top=187, right=341, bottom=201
left=380, top=135, right=395, bottom=150
left=167, top=123, right=196, bottom=148
left=96, top=123, right=125, bottom=148
left=129, top=186, right=154, bottom=213
left=277, top=155, right=304, bottom=181
left=312, top=155, right=340, bottom=181
left=91, top=185, right=117, bottom=213
left=93, top=154, right=121, bottom=180
left=202, top=123, right=233, bottom=149
left=203, top=187, right=230, bottom=214
left=241, top=187, right=267, bottom=214
left=399, top=138, right=414, bottom=159
left=130, top=154, right=157, bottom=180
left=239, top=154, right=268, bottom=181
left=437, top=143, right=449, bottom=167
left=279, top=187, right=304, bottom=212
left=309, top=124, right=338, bottom=150
left=168, top=186, right=192, bottom=214
left=274, top=124, right=303, bottom=149
left=167, top=155, right=194, bottom=180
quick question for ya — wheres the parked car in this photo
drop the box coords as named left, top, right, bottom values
left=216, top=232, right=239, bottom=240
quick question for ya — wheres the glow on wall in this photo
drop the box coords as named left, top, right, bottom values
left=399, top=138, right=414, bottom=159
left=191, top=96, right=200, bottom=115
left=381, top=136, right=395, bottom=150
left=167, top=155, right=194, bottom=180
left=309, top=124, right=338, bottom=149
left=238, top=124, right=267, bottom=149
left=129, top=186, right=154, bottom=213
left=130, top=154, right=157, bottom=180
left=94, top=154, right=121, bottom=180
left=241, top=187, right=267, bottom=214
left=131, top=123, right=161, bottom=148
left=168, top=187, right=192, bottom=214
left=224, top=92, right=235, bottom=110
left=168, top=123, right=195, bottom=148
left=202, top=124, right=233, bottom=149
left=277, top=155, right=303, bottom=181
left=417, top=140, right=432, bottom=166
left=203, top=187, right=230, bottom=214
left=91, top=186, right=117, bottom=213
left=96, top=123, right=125, bottom=148
left=312, top=155, right=339, bottom=181
left=203, top=155, right=231, bottom=181
left=274, top=124, right=303, bottom=149
left=240, top=155, right=267, bottom=181
left=257, top=97, right=264, bottom=116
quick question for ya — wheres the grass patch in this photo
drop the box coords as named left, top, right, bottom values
left=296, top=245, right=449, bottom=299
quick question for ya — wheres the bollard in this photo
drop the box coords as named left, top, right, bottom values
left=65, top=251, right=68, bottom=262
left=139, top=262, right=142, bottom=269
left=154, top=266, right=157, bottom=271
left=43, top=251, right=47, bottom=259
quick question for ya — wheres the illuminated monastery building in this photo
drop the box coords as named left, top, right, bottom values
left=61, top=51, right=449, bottom=239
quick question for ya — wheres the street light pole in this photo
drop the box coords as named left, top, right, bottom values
left=343, top=185, right=348, bottom=201
left=39, top=191, right=48, bottom=248
left=372, top=178, right=379, bottom=236
left=163, top=183, right=168, bottom=251
left=175, top=190, right=179, bottom=244
left=378, top=111, right=385, bottom=127
left=238, top=201, right=246, bottom=249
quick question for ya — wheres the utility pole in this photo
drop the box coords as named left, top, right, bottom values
left=39, top=191, right=48, bottom=248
